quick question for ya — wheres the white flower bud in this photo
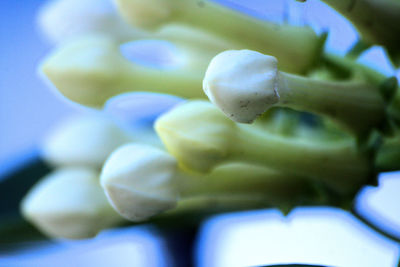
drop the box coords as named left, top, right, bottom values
left=203, top=49, right=280, bottom=123
left=21, top=168, right=122, bottom=239
left=101, top=144, right=178, bottom=222
left=37, top=0, right=147, bottom=44
left=42, top=114, right=131, bottom=168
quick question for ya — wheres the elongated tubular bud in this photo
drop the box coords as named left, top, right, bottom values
left=40, top=25, right=232, bottom=107
left=203, top=50, right=386, bottom=134
left=115, top=0, right=324, bottom=74
left=101, top=143, right=317, bottom=221
left=21, top=168, right=124, bottom=239
left=155, top=100, right=372, bottom=195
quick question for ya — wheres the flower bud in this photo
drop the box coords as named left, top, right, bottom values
left=42, top=114, right=131, bottom=168
left=37, top=0, right=146, bottom=44
left=21, top=168, right=122, bottom=239
left=203, top=50, right=279, bottom=123
left=101, top=144, right=178, bottom=221
left=155, top=100, right=236, bottom=172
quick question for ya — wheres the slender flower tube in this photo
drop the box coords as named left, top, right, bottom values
left=101, top=143, right=316, bottom=221
left=21, top=168, right=124, bottom=239
left=203, top=50, right=386, bottom=134
left=155, top=100, right=373, bottom=195
left=37, top=0, right=148, bottom=44
left=319, top=53, right=399, bottom=124
left=39, top=25, right=233, bottom=107
left=114, top=0, right=324, bottom=74
left=41, top=114, right=132, bottom=168
left=317, top=0, right=400, bottom=65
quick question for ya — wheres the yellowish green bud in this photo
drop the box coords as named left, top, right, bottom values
left=155, top=101, right=235, bottom=173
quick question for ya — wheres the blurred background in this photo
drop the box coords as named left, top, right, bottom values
left=1, top=0, right=400, bottom=266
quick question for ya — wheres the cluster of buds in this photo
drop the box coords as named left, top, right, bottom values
left=22, top=0, right=400, bottom=239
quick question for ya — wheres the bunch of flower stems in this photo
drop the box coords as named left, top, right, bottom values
left=21, top=0, right=400, bottom=239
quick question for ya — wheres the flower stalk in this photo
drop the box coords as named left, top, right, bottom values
left=100, top=143, right=318, bottom=222
left=155, top=101, right=373, bottom=195
left=115, top=0, right=324, bottom=74
left=203, top=50, right=386, bottom=134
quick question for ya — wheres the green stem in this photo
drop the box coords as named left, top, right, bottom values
left=156, top=100, right=374, bottom=195
left=159, top=195, right=281, bottom=222
left=116, top=0, right=324, bottom=74
left=322, top=53, right=387, bottom=84
left=276, top=71, right=385, bottom=134
left=322, top=53, right=400, bottom=125
left=231, top=125, right=371, bottom=194
left=177, top=163, right=312, bottom=200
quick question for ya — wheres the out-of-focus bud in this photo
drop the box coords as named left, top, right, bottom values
left=42, top=114, right=131, bottom=168
left=21, top=167, right=123, bottom=239
left=37, top=0, right=147, bottom=44
left=115, top=0, right=175, bottom=29
left=114, top=0, right=323, bottom=74
left=101, top=143, right=178, bottom=222
left=39, top=35, right=204, bottom=107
